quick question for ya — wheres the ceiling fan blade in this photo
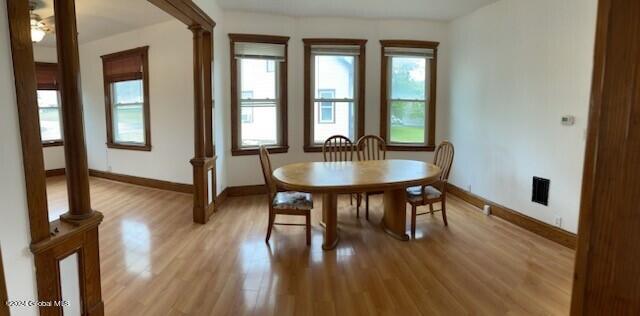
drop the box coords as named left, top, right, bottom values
left=41, top=15, right=56, bottom=33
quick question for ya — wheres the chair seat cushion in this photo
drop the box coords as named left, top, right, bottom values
left=406, top=185, right=441, bottom=203
left=273, top=191, right=313, bottom=210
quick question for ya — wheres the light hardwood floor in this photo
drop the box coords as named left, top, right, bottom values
left=46, top=176, right=575, bottom=315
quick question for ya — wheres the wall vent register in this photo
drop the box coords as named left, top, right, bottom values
left=532, top=177, right=550, bottom=206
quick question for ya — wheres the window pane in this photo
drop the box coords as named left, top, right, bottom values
left=240, top=59, right=276, bottom=100
left=390, top=101, right=425, bottom=144
left=313, top=101, right=354, bottom=143
left=113, top=80, right=143, bottom=104
left=37, top=90, right=61, bottom=141
left=241, top=102, right=277, bottom=147
left=391, top=57, right=426, bottom=100
left=314, top=55, right=354, bottom=99
left=114, top=104, right=144, bottom=143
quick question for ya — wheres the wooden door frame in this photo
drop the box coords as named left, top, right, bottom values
left=571, top=0, right=640, bottom=313
left=148, top=0, right=217, bottom=224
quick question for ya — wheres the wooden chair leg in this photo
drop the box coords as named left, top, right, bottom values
left=429, top=203, right=434, bottom=215
left=306, top=213, right=311, bottom=245
left=265, top=212, right=275, bottom=243
left=411, top=204, right=417, bottom=239
left=356, top=194, right=360, bottom=218
left=350, top=194, right=353, bottom=205
left=441, top=199, right=448, bottom=226
left=365, top=194, right=370, bottom=220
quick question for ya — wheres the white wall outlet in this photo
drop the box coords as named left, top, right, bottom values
left=554, top=217, right=563, bottom=228
left=466, top=184, right=472, bottom=192
left=107, top=165, right=112, bottom=172
left=482, top=205, right=491, bottom=215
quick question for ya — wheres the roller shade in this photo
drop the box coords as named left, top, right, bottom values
left=311, top=45, right=361, bottom=56
left=35, top=62, right=59, bottom=90
left=102, top=48, right=146, bottom=82
left=384, top=47, right=434, bottom=59
left=234, top=42, right=286, bottom=61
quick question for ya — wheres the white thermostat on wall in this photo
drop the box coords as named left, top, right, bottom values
left=561, top=115, right=575, bottom=126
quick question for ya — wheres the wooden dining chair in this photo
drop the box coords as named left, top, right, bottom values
left=355, top=135, right=387, bottom=220
left=406, top=141, right=454, bottom=239
left=322, top=135, right=362, bottom=215
left=259, top=146, right=313, bottom=245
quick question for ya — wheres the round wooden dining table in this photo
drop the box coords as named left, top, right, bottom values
left=272, top=159, right=441, bottom=250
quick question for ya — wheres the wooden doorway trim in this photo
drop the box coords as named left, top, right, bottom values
left=147, top=0, right=217, bottom=223
left=571, top=0, right=640, bottom=313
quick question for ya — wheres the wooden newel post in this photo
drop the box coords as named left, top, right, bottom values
left=190, top=25, right=216, bottom=224
left=53, top=0, right=94, bottom=223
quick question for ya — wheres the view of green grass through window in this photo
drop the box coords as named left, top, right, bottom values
left=389, top=56, right=427, bottom=144
left=112, top=80, right=145, bottom=144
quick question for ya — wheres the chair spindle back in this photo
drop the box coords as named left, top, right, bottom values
left=322, top=135, right=354, bottom=162
left=433, top=141, right=455, bottom=182
left=356, top=135, right=387, bottom=161
left=259, top=146, right=278, bottom=198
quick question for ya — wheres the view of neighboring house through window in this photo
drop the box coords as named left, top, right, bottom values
left=230, top=34, right=290, bottom=155
left=35, top=62, right=63, bottom=145
left=239, top=59, right=278, bottom=146
left=381, top=41, right=438, bottom=150
left=101, top=46, right=151, bottom=150
left=317, top=89, right=335, bottom=123
left=312, top=51, right=356, bottom=143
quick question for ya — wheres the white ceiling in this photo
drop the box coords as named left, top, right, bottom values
left=216, top=0, right=499, bottom=21
left=33, top=0, right=173, bottom=47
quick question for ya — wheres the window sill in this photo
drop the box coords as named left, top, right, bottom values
left=107, top=142, right=152, bottom=151
left=42, top=140, right=64, bottom=147
left=232, top=145, right=289, bottom=156
left=303, top=145, right=324, bottom=153
left=386, top=144, right=435, bottom=152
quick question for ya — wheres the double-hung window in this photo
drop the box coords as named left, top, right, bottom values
left=101, top=46, right=151, bottom=151
left=380, top=40, right=438, bottom=151
left=35, top=62, right=63, bottom=147
left=303, top=39, right=366, bottom=151
left=230, top=34, right=289, bottom=155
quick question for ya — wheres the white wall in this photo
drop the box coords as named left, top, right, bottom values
left=221, top=12, right=450, bottom=187
left=447, top=0, right=598, bottom=233
left=0, top=5, right=39, bottom=316
left=33, top=45, right=66, bottom=171
left=80, top=20, right=195, bottom=184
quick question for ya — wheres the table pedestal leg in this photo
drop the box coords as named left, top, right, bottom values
left=322, top=192, right=339, bottom=250
left=381, top=188, right=410, bottom=241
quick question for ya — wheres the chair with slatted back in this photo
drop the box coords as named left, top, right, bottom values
left=355, top=135, right=387, bottom=220
left=406, top=141, right=454, bottom=238
left=322, top=135, right=362, bottom=215
left=259, top=146, right=314, bottom=245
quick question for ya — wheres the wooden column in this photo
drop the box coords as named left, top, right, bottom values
left=571, top=0, right=640, bottom=314
left=53, top=0, right=94, bottom=223
left=203, top=31, right=214, bottom=158
left=189, top=26, right=216, bottom=223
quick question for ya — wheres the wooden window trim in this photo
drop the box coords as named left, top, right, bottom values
left=303, top=38, right=367, bottom=153
left=35, top=62, right=64, bottom=147
left=101, top=46, right=152, bottom=151
left=380, top=40, right=439, bottom=152
left=229, top=34, right=290, bottom=156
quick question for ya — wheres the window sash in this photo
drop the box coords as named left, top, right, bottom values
left=111, top=81, right=146, bottom=145
left=237, top=59, right=281, bottom=148
left=37, top=90, right=63, bottom=143
left=387, top=55, right=429, bottom=146
left=310, top=53, right=358, bottom=144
